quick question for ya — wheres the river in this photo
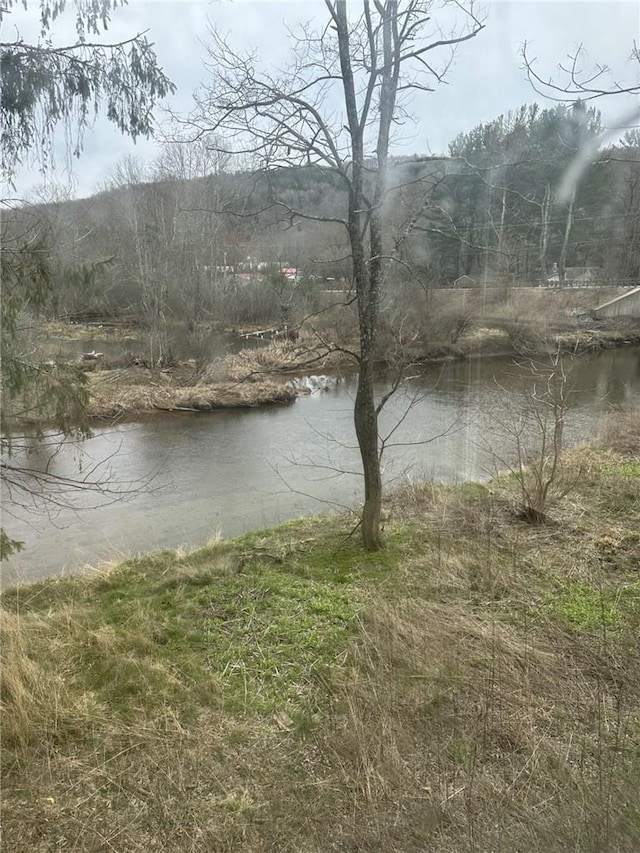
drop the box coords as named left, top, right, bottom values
left=2, top=348, right=638, bottom=587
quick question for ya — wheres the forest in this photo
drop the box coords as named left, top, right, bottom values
left=4, top=102, right=639, bottom=342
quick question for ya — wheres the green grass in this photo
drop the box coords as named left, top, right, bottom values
left=2, top=439, right=640, bottom=852
left=2, top=530, right=365, bottom=723
left=547, top=579, right=640, bottom=631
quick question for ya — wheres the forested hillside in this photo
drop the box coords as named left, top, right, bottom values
left=4, top=103, right=639, bottom=336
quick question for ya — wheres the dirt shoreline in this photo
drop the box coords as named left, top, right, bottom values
left=25, top=315, right=640, bottom=425
left=82, top=322, right=640, bottom=421
left=88, top=374, right=298, bottom=421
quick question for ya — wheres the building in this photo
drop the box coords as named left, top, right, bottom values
left=594, top=286, right=640, bottom=320
left=545, top=266, right=603, bottom=287
left=281, top=267, right=301, bottom=282
left=453, top=275, right=476, bottom=288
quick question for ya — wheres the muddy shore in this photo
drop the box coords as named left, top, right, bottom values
left=37, top=315, right=640, bottom=423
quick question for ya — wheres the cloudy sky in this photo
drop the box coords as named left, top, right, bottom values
left=5, top=0, right=640, bottom=200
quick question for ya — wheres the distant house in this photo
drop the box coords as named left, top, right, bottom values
left=545, top=266, right=603, bottom=287
left=453, top=275, right=476, bottom=288
left=281, top=267, right=300, bottom=282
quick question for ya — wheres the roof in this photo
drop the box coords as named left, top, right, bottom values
left=546, top=267, right=602, bottom=280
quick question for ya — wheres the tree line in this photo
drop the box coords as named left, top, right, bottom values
left=5, top=103, right=639, bottom=340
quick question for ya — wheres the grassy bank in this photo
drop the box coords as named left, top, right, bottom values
left=79, top=319, right=640, bottom=420
left=83, top=339, right=347, bottom=419
left=2, top=416, right=639, bottom=852
left=87, top=366, right=297, bottom=419
left=35, top=287, right=640, bottom=423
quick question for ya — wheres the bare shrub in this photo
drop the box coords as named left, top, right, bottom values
left=316, top=296, right=360, bottom=353
left=433, top=308, right=474, bottom=343
left=488, top=349, right=581, bottom=523
left=498, top=319, right=547, bottom=356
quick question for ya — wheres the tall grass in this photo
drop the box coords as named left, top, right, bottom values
left=2, top=425, right=639, bottom=851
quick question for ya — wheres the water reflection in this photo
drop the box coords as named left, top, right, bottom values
left=41, top=325, right=265, bottom=362
left=2, top=348, right=638, bottom=586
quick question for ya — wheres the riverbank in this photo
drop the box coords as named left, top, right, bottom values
left=88, top=366, right=297, bottom=419
left=51, top=312, right=640, bottom=422
left=83, top=337, right=344, bottom=419
left=3, top=418, right=639, bottom=852
left=50, top=333, right=346, bottom=419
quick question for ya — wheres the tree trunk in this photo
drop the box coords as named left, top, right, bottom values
left=349, top=190, right=383, bottom=550
left=354, top=352, right=383, bottom=550
left=498, top=185, right=507, bottom=276
left=335, top=0, right=392, bottom=550
left=539, top=183, right=551, bottom=279
left=559, top=191, right=575, bottom=286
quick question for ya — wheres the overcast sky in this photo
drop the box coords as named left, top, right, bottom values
left=5, top=0, right=640, bottom=200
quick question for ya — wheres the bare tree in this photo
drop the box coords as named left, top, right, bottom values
left=182, top=0, right=484, bottom=549
left=153, top=136, right=235, bottom=331
left=522, top=42, right=640, bottom=104
left=489, top=347, right=576, bottom=524
left=521, top=41, right=640, bottom=210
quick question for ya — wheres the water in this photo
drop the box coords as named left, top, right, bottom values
left=2, top=348, right=638, bottom=587
left=41, top=324, right=265, bottom=362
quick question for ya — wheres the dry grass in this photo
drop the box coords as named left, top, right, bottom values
left=84, top=335, right=351, bottom=419
left=363, top=286, right=638, bottom=364
left=219, top=334, right=353, bottom=380
left=320, top=597, right=640, bottom=852
left=41, top=320, right=140, bottom=342
left=88, top=370, right=296, bottom=418
left=599, top=411, right=640, bottom=457
left=445, top=287, right=640, bottom=359
left=2, top=443, right=640, bottom=851
left=29, top=310, right=640, bottom=427
left=489, top=285, right=630, bottom=321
